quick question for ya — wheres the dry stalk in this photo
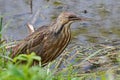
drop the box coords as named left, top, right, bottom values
left=26, top=23, right=35, bottom=34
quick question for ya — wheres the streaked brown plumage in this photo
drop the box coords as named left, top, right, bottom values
left=11, top=12, right=88, bottom=66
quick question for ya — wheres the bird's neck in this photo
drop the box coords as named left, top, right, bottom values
left=50, top=21, right=71, bottom=35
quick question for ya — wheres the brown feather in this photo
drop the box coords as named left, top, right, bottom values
left=11, top=12, right=85, bottom=66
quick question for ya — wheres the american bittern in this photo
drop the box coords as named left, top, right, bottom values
left=11, top=12, right=89, bottom=65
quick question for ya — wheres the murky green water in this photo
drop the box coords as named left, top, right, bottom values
left=0, top=0, right=120, bottom=46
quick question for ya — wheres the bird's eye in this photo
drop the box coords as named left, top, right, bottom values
left=68, top=15, right=77, bottom=19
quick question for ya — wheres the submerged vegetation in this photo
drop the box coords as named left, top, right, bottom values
left=1, top=41, right=120, bottom=80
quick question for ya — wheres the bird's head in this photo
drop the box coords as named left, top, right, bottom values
left=51, top=12, right=91, bottom=34
left=57, top=12, right=89, bottom=25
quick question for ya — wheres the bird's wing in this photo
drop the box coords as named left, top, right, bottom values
left=11, top=26, right=49, bottom=58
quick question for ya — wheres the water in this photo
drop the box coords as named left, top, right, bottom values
left=0, top=0, right=120, bottom=45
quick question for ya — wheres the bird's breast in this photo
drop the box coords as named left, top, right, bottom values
left=41, top=27, right=71, bottom=64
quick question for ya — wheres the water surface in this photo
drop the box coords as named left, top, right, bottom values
left=0, top=0, right=120, bottom=46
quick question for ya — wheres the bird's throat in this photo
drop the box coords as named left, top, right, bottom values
left=52, top=22, right=72, bottom=35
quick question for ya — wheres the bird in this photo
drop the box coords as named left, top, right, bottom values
left=11, top=12, right=90, bottom=66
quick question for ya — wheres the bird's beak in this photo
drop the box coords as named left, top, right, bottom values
left=78, top=17, right=92, bottom=21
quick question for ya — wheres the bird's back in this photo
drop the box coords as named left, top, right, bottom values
left=11, top=25, right=49, bottom=58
